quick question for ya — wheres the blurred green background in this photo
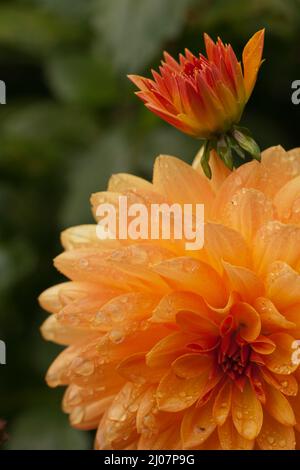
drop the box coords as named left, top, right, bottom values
left=0, top=0, right=300, bottom=450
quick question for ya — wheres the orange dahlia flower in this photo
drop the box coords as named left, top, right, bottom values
left=40, top=145, right=300, bottom=450
left=129, top=30, right=264, bottom=177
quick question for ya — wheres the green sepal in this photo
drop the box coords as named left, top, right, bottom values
left=232, top=126, right=261, bottom=161
left=200, top=140, right=212, bottom=179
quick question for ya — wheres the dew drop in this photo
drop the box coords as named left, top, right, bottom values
left=74, top=359, right=95, bottom=376
left=109, top=330, right=124, bottom=344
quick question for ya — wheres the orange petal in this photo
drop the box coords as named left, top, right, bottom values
left=231, top=302, right=261, bottom=342
left=108, top=173, right=153, bottom=193
left=196, top=223, right=251, bottom=274
left=218, top=416, right=254, bottom=450
left=251, top=335, right=276, bottom=355
left=232, top=381, right=263, bottom=440
left=38, top=282, right=103, bottom=314
left=253, top=222, right=300, bottom=276
left=223, top=262, right=264, bottom=304
left=274, top=174, right=300, bottom=223
left=70, top=396, right=114, bottom=430
left=213, top=380, right=232, bottom=426
left=95, top=382, right=145, bottom=449
left=146, top=332, right=196, bottom=368
left=266, top=261, right=300, bottom=310
left=156, top=369, right=208, bottom=412
left=41, top=315, right=95, bottom=346
left=181, top=400, right=216, bottom=449
left=261, top=368, right=298, bottom=396
left=264, top=333, right=298, bottom=375
left=151, top=291, right=211, bottom=324
left=153, top=155, right=214, bottom=209
left=154, top=257, right=227, bottom=308
left=172, top=353, right=212, bottom=379
left=61, top=225, right=105, bottom=251
left=257, top=412, right=295, bottom=450
left=242, top=29, right=265, bottom=101
left=264, top=382, right=296, bottom=426
left=221, top=188, right=273, bottom=244
left=176, top=311, right=219, bottom=338
left=117, top=353, right=165, bottom=384
left=254, top=297, right=296, bottom=334
left=92, top=292, right=159, bottom=332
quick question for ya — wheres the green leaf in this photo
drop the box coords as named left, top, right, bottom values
left=46, top=53, right=119, bottom=107
left=92, top=0, right=193, bottom=71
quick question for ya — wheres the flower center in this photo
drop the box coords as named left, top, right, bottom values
left=218, top=332, right=251, bottom=383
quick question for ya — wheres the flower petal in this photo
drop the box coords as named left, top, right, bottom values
left=172, top=353, right=212, bottom=379
left=153, top=155, right=214, bottom=208
left=231, top=302, right=261, bottom=342
left=264, top=333, right=298, bottom=375
left=218, top=416, right=254, bottom=450
left=154, top=257, right=227, bottom=308
left=257, top=412, right=295, bottom=450
left=264, top=382, right=296, bottom=426
left=156, top=369, right=208, bottom=412
left=242, top=29, right=265, bottom=101
left=181, top=400, right=216, bottom=449
left=223, top=262, right=264, bottom=303
left=266, top=261, right=300, bottom=310
left=213, top=380, right=232, bottom=426
left=222, top=188, right=273, bottom=244
left=232, top=381, right=263, bottom=440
